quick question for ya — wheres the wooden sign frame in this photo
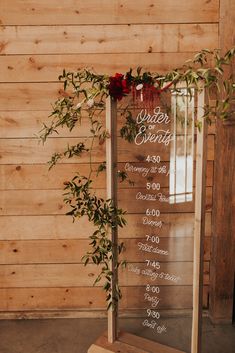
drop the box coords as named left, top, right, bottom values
left=88, top=88, right=207, bottom=353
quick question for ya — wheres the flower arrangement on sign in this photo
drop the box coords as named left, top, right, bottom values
left=108, top=71, right=172, bottom=104
left=39, top=48, right=235, bottom=309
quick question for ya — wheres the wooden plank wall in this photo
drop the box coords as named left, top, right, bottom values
left=0, top=0, right=219, bottom=318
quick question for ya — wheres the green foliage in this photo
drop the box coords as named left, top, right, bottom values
left=48, top=143, right=88, bottom=170
left=120, top=110, right=140, bottom=142
left=63, top=174, right=126, bottom=308
left=39, top=47, right=235, bottom=310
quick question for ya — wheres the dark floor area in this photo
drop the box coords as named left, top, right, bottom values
left=0, top=317, right=234, bottom=353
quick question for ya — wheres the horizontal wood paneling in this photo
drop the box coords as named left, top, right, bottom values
left=119, top=213, right=212, bottom=239
left=0, top=263, right=101, bottom=288
left=0, top=239, right=88, bottom=264
left=0, top=187, right=213, bottom=215
left=178, top=24, right=218, bottom=51
left=0, top=189, right=67, bottom=215
left=0, top=262, right=209, bottom=288
left=0, top=137, right=105, bottom=164
left=0, top=111, right=55, bottom=138
left=0, top=163, right=103, bottom=190
left=0, top=83, right=60, bottom=111
left=118, top=187, right=213, bottom=213
left=0, top=24, right=218, bottom=55
left=0, top=53, right=198, bottom=83
left=0, top=212, right=212, bottom=240
left=0, top=237, right=211, bottom=264
left=0, top=136, right=215, bottom=164
left=121, top=238, right=211, bottom=262
left=0, top=215, right=95, bottom=240
left=129, top=134, right=214, bottom=162
left=121, top=262, right=210, bottom=286
left=0, top=110, right=216, bottom=138
left=0, top=285, right=203, bottom=311
left=0, top=0, right=218, bottom=315
left=0, top=286, right=105, bottom=311
left=118, top=162, right=214, bottom=188
left=120, top=286, right=204, bottom=311
left=0, top=161, right=214, bottom=190
left=0, top=0, right=219, bottom=25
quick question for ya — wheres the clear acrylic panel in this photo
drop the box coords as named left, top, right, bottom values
left=116, top=88, right=198, bottom=353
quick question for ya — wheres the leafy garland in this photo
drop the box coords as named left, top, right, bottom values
left=39, top=48, right=235, bottom=309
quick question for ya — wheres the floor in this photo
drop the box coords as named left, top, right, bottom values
left=0, top=317, right=234, bottom=353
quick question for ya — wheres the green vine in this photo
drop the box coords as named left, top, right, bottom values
left=39, top=47, right=234, bottom=310
left=63, top=174, right=126, bottom=309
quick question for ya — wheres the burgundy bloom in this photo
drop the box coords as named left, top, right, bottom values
left=108, top=73, right=131, bottom=100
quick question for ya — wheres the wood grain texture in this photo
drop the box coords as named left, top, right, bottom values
left=0, top=163, right=105, bottom=190
left=0, top=286, right=106, bottom=311
left=119, top=213, right=212, bottom=239
left=0, top=0, right=218, bottom=316
left=89, top=332, right=185, bottom=353
left=210, top=122, right=235, bottom=323
left=0, top=215, right=96, bottom=240
left=0, top=0, right=219, bottom=25
left=0, top=161, right=214, bottom=190
left=106, top=97, right=118, bottom=342
left=0, top=212, right=212, bottom=240
left=209, top=0, right=235, bottom=324
left=122, top=261, right=211, bottom=286
left=0, top=189, right=68, bottom=215
left=0, top=285, right=210, bottom=311
left=0, top=83, right=60, bottom=110
left=0, top=53, right=196, bottom=83
left=0, top=263, right=101, bottom=288
left=0, top=136, right=215, bottom=164
left=118, top=331, right=187, bottom=353
left=0, top=24, right=218, bottom=55
left=0, top=187, right=213, bottom=215
left=178, top=24, right=218, bottom=52
left=118, top=187, right=212, bottom=213
left=0, top=137, right=105, bottom=164
left=0, top=237, right=211, bottom=264
left=191, top=90, right=208, bottom=353
left=0, top=262, right=209, bottom=288
left=0, top=110, right=215, bottom=138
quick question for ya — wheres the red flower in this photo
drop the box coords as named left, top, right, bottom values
left=108, top=73, right=131, bottom=100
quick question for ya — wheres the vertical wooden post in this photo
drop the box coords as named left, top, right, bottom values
left=106, top=96, right=118, bottom=343
left=191, top=88, right=207, bottom=353
left=210, top=120, right=235, bottom=324
left=209, top=0, right=235, bottom=324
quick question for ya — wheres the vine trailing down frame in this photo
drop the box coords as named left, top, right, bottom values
left=39, top=47, right=235, bottom=310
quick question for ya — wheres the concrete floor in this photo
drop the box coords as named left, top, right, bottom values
left=0, top=317, right=234, bottom=353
